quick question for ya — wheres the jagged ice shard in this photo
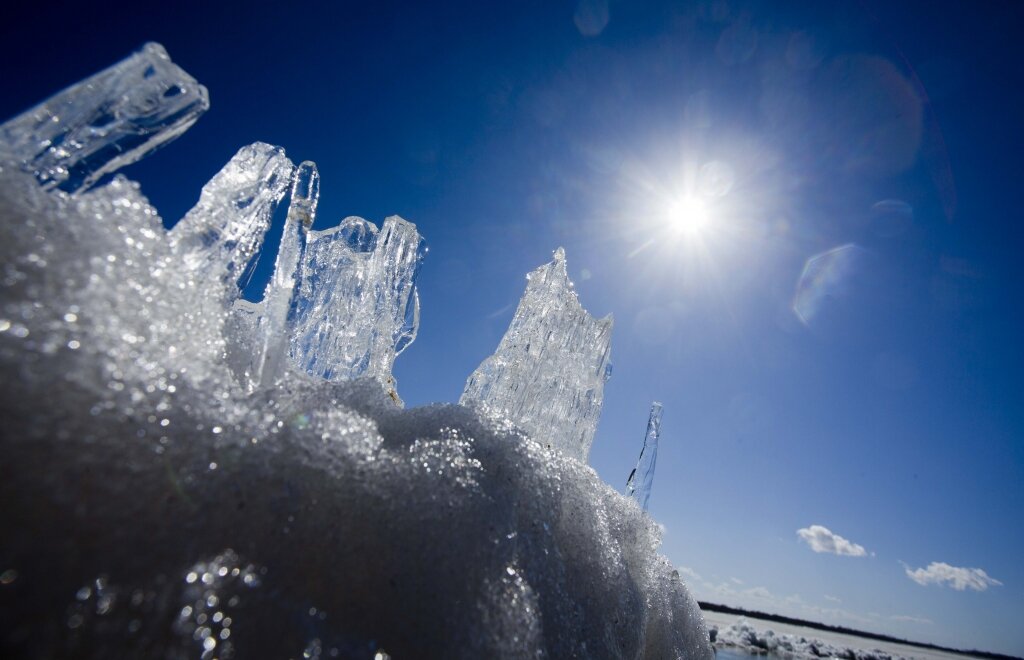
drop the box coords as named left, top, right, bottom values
left=288, top=214, right=425, bottom=395
left=627, top=401, right=664, bottom=512
left=169, top=142, right=294, bottom=309
left=461, top=247, right=613, bottom=462
left=226, top=161, right=320, bottom=392
left=0, top=43, right=712, bottom=659
left=0, top=42, right=208, bottom=194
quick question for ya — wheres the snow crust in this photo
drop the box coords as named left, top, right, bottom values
left=0, top=42, right=712, bottom=658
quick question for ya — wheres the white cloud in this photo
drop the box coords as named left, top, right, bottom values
left=890, top=614, right=933, bottom=625
left=824, top=594, right=842, bottom=603
left=903, top=561, right=1002, bottom=592
left=730, top=576, right=744, bottom=585
left=677, top=566, right=702, bottom=582
left=797, top=525, right=868, bottom=557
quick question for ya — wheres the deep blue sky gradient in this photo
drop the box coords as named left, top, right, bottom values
left=2, top=0, right=1022, bottom=654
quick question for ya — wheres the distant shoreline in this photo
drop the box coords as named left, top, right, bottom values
left=698, top=601, right=1021, bottom=660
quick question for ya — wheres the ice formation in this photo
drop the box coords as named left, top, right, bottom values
left=626, top=401, right=663, bottom=511
left=288, top=214, right=424, bottom=394
left=171, top=143, right=295, bottom=312
left=225, top=160, right=319, bottom=392
left=712, top=618, right=916, bottom=660
left=0, top=43, right=712, bottom=659
left=0, top=42, right=208, bottom=193
left=461, top=248, right=614, bottom=461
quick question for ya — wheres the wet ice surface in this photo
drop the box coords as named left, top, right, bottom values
left=0, top=43, right=712, bottom=658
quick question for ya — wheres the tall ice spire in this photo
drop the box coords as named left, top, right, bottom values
left=461, top=248, right=613, bottom=461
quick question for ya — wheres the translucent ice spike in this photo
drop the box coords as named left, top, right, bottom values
left=626, top=401, right=663, bottom=511
left=289, top=215, right=425, bottom=398
left=225, top=161, right=319, bottom=392
left=257, top=161, right=319, bottom=387
left=286, top=161, right=320, bottom=229
left=461, top=248, right=613, bottom=462
left=0, top=42, right=209, bottom=193
left=169, top=142, right=294, bottom=305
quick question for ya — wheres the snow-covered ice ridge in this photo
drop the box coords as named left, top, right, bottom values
left=714, top=619, right=904, bottom=660
left=708, top=616, right=953, bottom=660
left=0, top=43, right=710, bottom=658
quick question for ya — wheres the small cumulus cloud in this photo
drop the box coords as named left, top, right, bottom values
left=903, top=561, right=1002, bottom=592
left=797, top=525, right=868, bottom=557
left=730, top=577, right=744, bottom=585
left=890, top=614, right=933, bottom=625
left=824, top=595, right=842, bottom=603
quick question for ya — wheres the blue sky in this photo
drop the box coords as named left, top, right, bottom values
left=3, top=0, right=1022, bottom=654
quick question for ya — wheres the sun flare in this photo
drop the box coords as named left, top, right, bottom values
left=667, top=196, right=710, bottom=235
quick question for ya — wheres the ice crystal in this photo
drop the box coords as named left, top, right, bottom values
left=461, top=248, right=613, bottom=461
left=288, top=215, right=425, bottom=395
left=626, top=401, right=663, bottom=511
left=226, top=161, right=319, bottom=392
left=0, top=42, right=208, bottom=193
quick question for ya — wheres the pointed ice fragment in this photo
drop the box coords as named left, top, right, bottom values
left=626, top=401, right=663, bottom=511
left=169, top=142, right=294, bottom=307
left=288, top=215, right=425, bottom=397
left=225, top=161, right=319, bottom=392
left=0, top=42, right=208, bottom=194
left=259, top=160, right=319, bottom=384
left=461, top=248, right=613, bottom=461
left=286, top=160, right=320, bottom=229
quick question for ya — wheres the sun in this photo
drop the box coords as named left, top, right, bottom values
left=667, top=196, right=710, bottom=235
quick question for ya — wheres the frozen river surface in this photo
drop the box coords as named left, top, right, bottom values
left=705, top=611, right=990, bottom=660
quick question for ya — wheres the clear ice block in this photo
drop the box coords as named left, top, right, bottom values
left=460, top=248, right=613, bottom=461
left=169, top=142, right=294, bottom=308
left=0, top=42, right=209, bottom=193
left=626, top=401, right=663, bottom=511
left=225, top=161, right=319, bottom=392
left=288, top=215, right=425, bottom=397
left=261, top=161, right=319, bottom=380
